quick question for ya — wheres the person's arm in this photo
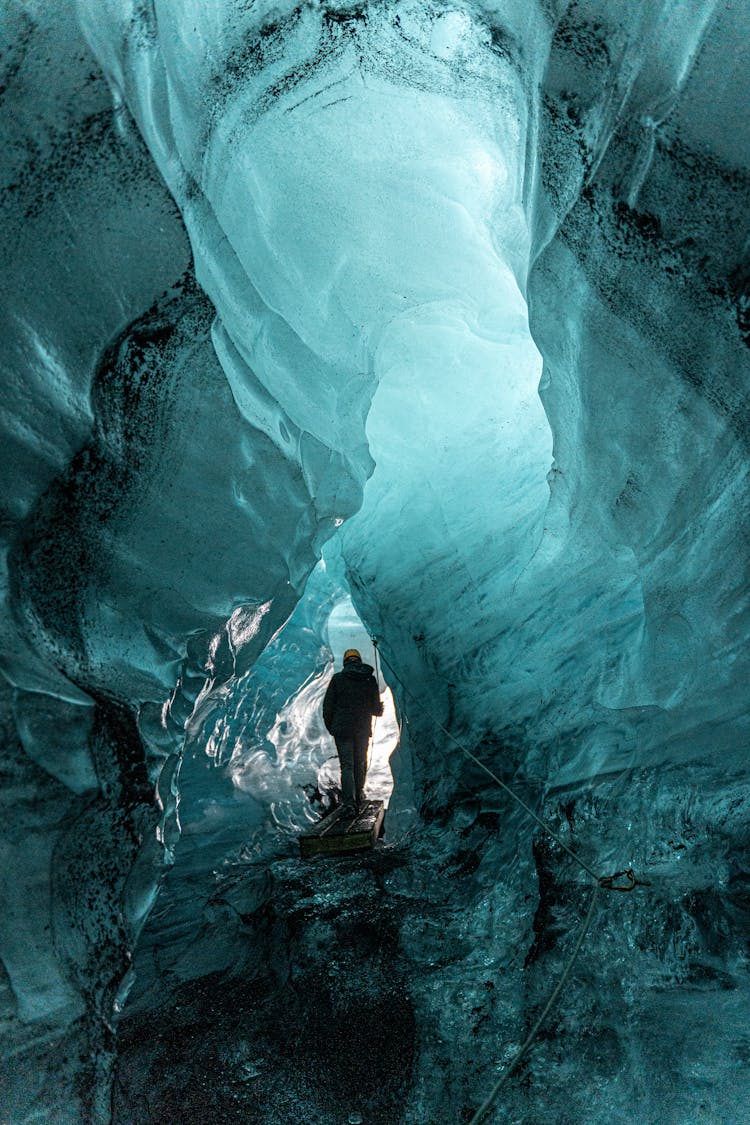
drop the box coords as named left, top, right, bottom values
left=370, top=677, right=384, bottom=718
left=323, top=677, right=337, bottom=733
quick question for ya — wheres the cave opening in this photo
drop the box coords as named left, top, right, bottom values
left=315, top=593, right=398, bottom=809
left=122, top=556, right=401, bottom=1014
left=223, top=566, right=399, bottom=819
left=3, top=1, right=750, bottom=1122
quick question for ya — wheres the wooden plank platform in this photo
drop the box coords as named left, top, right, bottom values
left=299, top=800, right=385, bottom=859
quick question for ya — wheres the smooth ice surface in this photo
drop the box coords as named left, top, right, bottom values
left=1, top=1, right=749, bottom=1122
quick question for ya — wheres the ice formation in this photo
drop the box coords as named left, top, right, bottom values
left=1, top=1, right=748, bottom=1122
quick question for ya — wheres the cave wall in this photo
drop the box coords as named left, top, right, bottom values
left=1, top=1, right=749, bottom=1121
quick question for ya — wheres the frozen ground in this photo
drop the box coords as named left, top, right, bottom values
left=1, top=1, right=749, bottom=1121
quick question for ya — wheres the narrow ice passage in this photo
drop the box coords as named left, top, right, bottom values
left=224, top=568, right=398, bottom=815
left=2, top=2, right=749, bottom=1123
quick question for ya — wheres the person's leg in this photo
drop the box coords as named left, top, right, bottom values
left=335, top=736, right=356, bottom=807
left=353, top=732, right=369, bottom=805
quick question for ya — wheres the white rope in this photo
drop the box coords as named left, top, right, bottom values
left=367, top=638, right=383, bottom=772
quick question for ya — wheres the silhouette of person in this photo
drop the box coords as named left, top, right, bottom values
left=323, top=648, right=383, bottom=811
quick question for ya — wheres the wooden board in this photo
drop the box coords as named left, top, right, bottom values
left=299, top=799, right=385, bottom=859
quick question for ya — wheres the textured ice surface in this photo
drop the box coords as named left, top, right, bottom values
left=1, top=0, right=749, bottom=1122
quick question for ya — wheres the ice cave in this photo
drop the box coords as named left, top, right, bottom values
left=1, top=1, right=749, bottom=1122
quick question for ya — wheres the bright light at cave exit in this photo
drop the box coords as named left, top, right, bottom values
left=320, top=597, right=398, bottom=806
left=226, top=593, right=398, bottom=812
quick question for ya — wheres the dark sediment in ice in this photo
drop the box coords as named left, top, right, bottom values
left=1, top=1, right=749, bottom=1121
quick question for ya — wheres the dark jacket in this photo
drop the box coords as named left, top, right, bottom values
left=323, top=661, right=383, bottom=738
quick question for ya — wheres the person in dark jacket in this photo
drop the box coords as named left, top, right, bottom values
left=323, top=648, right=383, bottom=811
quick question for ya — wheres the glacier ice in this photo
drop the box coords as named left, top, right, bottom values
left=1, top=0, right=749, bottom=1122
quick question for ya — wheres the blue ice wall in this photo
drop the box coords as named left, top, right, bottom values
left=1, top=1, right=749, bottom=1122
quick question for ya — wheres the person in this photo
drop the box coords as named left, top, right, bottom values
left=322, top=648, right=383, bottom=812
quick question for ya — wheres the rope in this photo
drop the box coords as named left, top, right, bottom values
left=369, top=638, right=649, bottom=1121
left=367, top=638, right=383, bottom=773
left=371, top=638, right=649, bottom=891
left=372, top=636, right=382, bottom=691
left=468, top=883, right=601, bottom=1125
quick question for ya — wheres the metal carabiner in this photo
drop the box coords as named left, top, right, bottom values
left=599, top=867, right=641, bottom=892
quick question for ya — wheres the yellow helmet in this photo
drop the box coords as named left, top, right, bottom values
left=343, top=648, right=361, bottom=664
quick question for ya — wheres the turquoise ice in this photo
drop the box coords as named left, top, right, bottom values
left=1, top=1, right=749, bottom=1122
